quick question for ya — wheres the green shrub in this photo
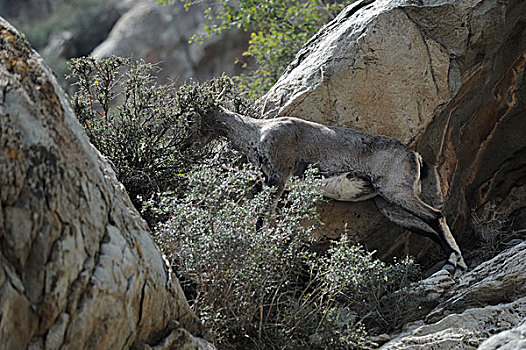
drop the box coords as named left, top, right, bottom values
left=319, top=236, right=422, bottom=335
left=67, top=56, right=250, bottom=222
left=150, top=161, right=324, bottom=348
left=163, top=0, right=355, bottom=98
left=151, top=159, right=421, bottom=349
left=68, top=56, right=186, bottom=214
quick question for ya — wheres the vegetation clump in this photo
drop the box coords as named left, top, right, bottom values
left=149, top=161, right=421, bottom=349
left=470, top=204, right=515, bottom=263
left=70, top=55, right=422, bottom=349
left=67, top=56, right=251, bottom=220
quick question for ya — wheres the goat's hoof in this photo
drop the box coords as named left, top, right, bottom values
left=453, top=260, right=468, bottom=278
left=442, top=263, right=455, bottom=274
left=453, top=268, right=466, bottom=278
left=444, top=252, right=468, bottom=277
left=457, top=259, right=468, bottom=272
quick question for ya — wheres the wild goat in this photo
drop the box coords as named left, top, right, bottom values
left=183, top=106, right=467, bottom=274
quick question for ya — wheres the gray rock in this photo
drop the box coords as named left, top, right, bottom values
left=0, top=17, right=213, bottom=349
left=381, top=297, right=526, bottom=350
left=426, top=242, right=526, bottom=323
left=91, top=0, right=250, bottom=83
left=478, top=321, right=526, bottom=350
left=381, top=242, right=526, bottom=349
left=414, top=269, right=455, bottom=302
left=42, top=30, right=74, bottom=58
left=0, top=0, right=60, bottom=24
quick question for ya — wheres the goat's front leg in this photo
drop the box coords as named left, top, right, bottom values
left=256, top=171, right=290, bottom=231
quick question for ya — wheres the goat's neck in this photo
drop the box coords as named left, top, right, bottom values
left=213, top=107, right=260, bottom=154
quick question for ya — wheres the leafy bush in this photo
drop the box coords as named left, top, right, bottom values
left=151, top=160, right=324, bottom=348
left=68, top=56, right=185, bottom=214
left=67, top=56, right=251, bottom=222
left=164, top=0, right=355, bottom=97
left=319, top=237, right=422, bottom=336
left=152, top=159, right=421, bottom=349
left=471, top=204, right=513, bottom=261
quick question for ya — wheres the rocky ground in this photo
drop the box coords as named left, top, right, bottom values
left=380, top=241, right=526, bottom=349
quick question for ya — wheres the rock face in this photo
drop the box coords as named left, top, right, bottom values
left=4, top=0, right=127, bottom=58
left=0, top=18, right=213, bottom=349
left=380, top=241, right=526, bottom=349
left=91, top=0, right=249, bottom=83
left=260, top=0, right=526, bottom=262
left=478, top=321, right=526, bottom=350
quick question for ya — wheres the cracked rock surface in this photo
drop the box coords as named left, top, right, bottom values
left=380, top=242, right=526, bottom=349
left=260, top=0, right=526, bottom=263
left=0, top=17, right=212, bottom=349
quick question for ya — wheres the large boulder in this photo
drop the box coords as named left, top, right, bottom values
left=91, top=0, right=250, bottom=83
left=0, top=17, right=213, bottom=349
left=3, top=0, right=249, bottom=90
left=260, top=0, right=526, bottom=262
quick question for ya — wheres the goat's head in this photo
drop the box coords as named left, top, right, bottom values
left=180, top=112, right=218, bottom=151
left=177, top=80, right=233, bottom=152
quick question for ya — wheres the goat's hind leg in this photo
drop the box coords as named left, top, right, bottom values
left=430, top=214, right=467, bottom=274
left=375, top=197, right=442, bottom=246
left=374, top=194, right=467, bottom=274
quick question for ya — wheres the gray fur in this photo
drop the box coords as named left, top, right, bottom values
left=188, top=106, right=467, bottom=273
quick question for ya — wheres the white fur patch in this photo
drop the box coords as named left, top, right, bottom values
left=320, top=173, right=377, bottom=202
